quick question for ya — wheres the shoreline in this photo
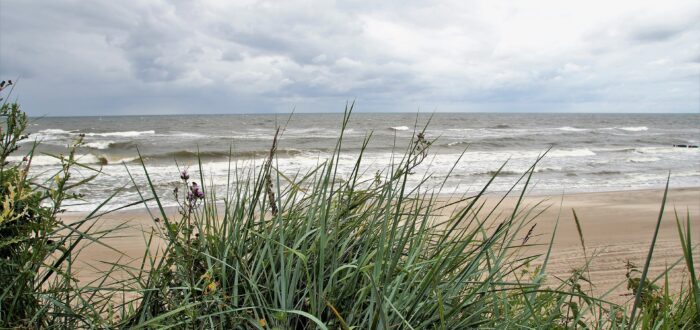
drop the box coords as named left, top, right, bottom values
left=62, top=187, right=700, bottom=304
left=60, top=184, right=700, bottom=215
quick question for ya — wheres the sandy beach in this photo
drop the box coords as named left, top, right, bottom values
left=6, top=1, right=699, bottom=326
left=63, top=187, right=699, bottom=305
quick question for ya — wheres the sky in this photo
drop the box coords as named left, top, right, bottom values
left=0, top=1, right=698, bottom=116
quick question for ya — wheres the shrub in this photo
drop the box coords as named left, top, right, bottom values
left=0, top=86, right=108, bottom=328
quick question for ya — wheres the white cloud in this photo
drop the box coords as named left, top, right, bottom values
left=0, top=0, right=698, bottom=115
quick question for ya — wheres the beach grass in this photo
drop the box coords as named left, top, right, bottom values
left=1, top=97, right=698, bottom=328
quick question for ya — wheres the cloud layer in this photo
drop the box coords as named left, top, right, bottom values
left=1, top=0, right=698, bottom=115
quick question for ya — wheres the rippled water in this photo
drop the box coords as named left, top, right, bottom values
left=13, top=113, right=700, bottom=211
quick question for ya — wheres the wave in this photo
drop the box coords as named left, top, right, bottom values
left=634, top=147, right=698, bottom=154
left=7, top=154, right=137, bottom=166
left=591, top=170, right=622, bottom=175
left=626, top=157, right=660, bottom=163
left=481, top=166, right=562, bottom=176
left=447, top=141, right=469, bottom=147
left=599, top=147, right=636, bottom=153
left=83, top=140, right=139, bottom=151
left=109, top=141, right=139, bottom=149
left=18, top=148, right=324, bottom=166
left=84, top=141, right=114, bottom=150
left=286, top=127, right=349, bottom=135
left=7, top=155, right=61, bottom=166
left=489, top=124, right=511, bottom=129
left=25, top=128, right=75, bottom=142
left=141, top=148, right=305, bottom=162
left=485, top=170, right=520, bottom=176
left=389, top=126, right=409, bottom=131
left=84, top=130, right=155, bottom=137
left=145, top=150, right=234, bottom=160
left=37, top=128, right=74, bottom=135
left=162, top=132, right=206, bottom=138
left=618, top=126, right=648, bottom=132
left=549, top=148, right=596, bottom=157
left=33, top=129, right=156, bottom=138
left=95, top=155, right=140, bottom=165
left=556, top=126, right=588, bottom=132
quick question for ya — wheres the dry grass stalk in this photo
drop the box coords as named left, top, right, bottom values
left=265, top=127, right=280, bottom=216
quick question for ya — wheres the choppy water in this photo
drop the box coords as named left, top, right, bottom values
left=12, top=113, right=700, bottom=211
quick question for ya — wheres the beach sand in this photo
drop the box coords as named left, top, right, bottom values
left=62, top=187, right=699, bottom=305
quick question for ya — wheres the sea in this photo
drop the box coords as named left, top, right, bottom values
left=11, top=113, right=700, bottom=212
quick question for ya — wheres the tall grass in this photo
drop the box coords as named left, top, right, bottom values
left=0, top=86, right=132, bottom=328
left=1, top=95, right=698, bottom=328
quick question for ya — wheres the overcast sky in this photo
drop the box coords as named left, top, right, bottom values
left=1, top=1, right=698, bottom=116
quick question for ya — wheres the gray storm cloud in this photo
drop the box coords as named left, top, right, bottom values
left=0, top=0, right=698, bottom=115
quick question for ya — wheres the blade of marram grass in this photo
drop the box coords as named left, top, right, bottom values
left=572, top=209, right=586, bottom=255
left=629, top=173, right=670, bottom=328
left=674, top=208, right=700, bottom=312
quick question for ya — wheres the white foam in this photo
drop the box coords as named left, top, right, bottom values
left=390, top=126, right=409, bottom=131
left=85, top=130, right=155, bottom=137
left=84, top=141, right=114, bottom=150
left=230, top=135, right=275, bottom=140
left=28, top=128, right=74, bottom=142
left=104, top=156, right=139, bottom=164
left=549, top=148, right=596, bottom=157
left=635, top=147, right=698, bottom=154
left=447, top=140, right=468, bottom=146
left=7, top=153, right=140, bottom=166
left=7, top=154, right=98, bottom=166
left=627, top=157, right=660, bottom=163
left=7, top=155, right=55, bottom=166
left=557, top=126, right=588, bottom=132
left=38, top=129, right=73, bottom=135
left=618, top=126, right=648, bottom=132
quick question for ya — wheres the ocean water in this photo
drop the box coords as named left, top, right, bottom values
left=12, top=113, right=700, bottom=212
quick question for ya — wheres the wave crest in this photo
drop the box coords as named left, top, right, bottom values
left=389, top=126, right=409, bottom=131
left=549, top=148, right=596, bottom=157
left=618, top=126, right=648, bottom=132
left=84, top=130, right=155, bottom=137
left=557, top=126, right=588, bottom=132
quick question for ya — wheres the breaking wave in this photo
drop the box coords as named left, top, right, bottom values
left=389, top=126, right=410, bottom=131
left=84, top=130, right=155, bottom=137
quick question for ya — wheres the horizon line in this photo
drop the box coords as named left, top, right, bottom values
left=28, top=111, right=700, bottom=118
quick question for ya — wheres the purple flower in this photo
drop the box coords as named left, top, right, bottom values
left=190, top=182, right=204, bottom=199
left=180, top=169, right=190, bottom=180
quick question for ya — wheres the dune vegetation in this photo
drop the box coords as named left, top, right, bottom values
left=1, top=91, right=698, bottom=328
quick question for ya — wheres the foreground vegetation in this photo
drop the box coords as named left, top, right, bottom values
left=1, top=89, right=698, bottom=328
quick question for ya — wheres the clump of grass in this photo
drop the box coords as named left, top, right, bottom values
left=116, top=107, right=698, bottom=329
left=0, top=85, right=129, bottom=328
